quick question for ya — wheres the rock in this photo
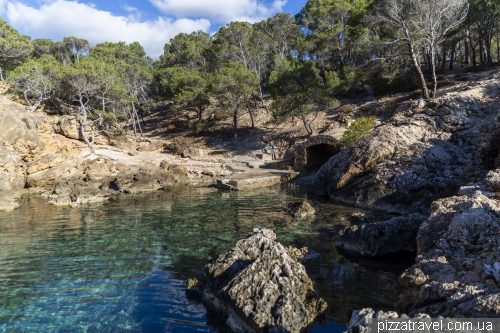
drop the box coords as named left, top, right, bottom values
left=115, top=164, right=183, bottom=194
left=0, top=149, right=26, bottom=191
left=287, top=246, right=321, bottom=260
left=47, top=179, right=115, bottom=206
left=182, top=148, right=204, bottom=158
left=313, top=118, right=469, bottom=214
left=52, top=115, right=109, bottom=145
left=335, top=214, right=427, bottom=257
left=167, top=164, right=189, bottom=178
left=194, top=229, right=327, bottom=333
left=346, top=308, right=400, bottom=333
left=283, top=200, right=315, bottom=218
left=346, top=308, right=434, bottom=333
left=0, top=191, right=22, bottom=212
left=397, top=187, right=500, bottom=317
left=485, top=169, right=500, bottom=191
left=137, top=139, right=164, bottom=152
left=0, top=104, right=44, bottom=161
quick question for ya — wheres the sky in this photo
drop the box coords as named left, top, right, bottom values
left=0, top=0, right=307, bottom=58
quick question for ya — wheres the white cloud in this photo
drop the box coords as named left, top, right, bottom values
left=0, top=0, right=211, bottom=58
left=149, top=0, right=287, bottom=24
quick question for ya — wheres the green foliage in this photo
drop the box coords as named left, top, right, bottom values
left=8, top=55, right=61, bottom=111
left=296, top=0, right=371, bottom=70
left=156, top=66, right=213, bottom=120
left=32, top=39, right=54, bottom=58
left=0, top=18, right=33, bottom=79
left=268, top=56, right=339, bottom=135
left=255, top=13, right=300, bottom=58
left=340, top=116, right=375, bottom=148
left=214, top=62, right=259, bottom=113
left=159, top=31, right=211, bottom=70
left=188, top=120, right=216, bottom=131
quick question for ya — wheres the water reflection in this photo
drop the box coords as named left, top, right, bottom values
left=0, top=182, right=412, bottom=332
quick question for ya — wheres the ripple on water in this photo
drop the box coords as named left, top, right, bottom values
left=0, top=182, right=412, bottom=332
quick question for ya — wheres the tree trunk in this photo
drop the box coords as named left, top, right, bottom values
left=470, top=40, right=477, bottom=67
left=407, top=40, right=429, bottom=99
left=246, top=105, right=255, bottom=129
left=449, top=41, right=456, bottom=71
left=497, top=33, right=500, bottom=63
left=300, top=115, right=313, bottom=137
left=198, top=107, right=203, bottom=122
left=479, top=38, right=485, bottom=64
left=258, top=85, right=265, bottom=107
left=130, top=110, right=137, bottom=137
left=0, top=68, right=3, bottom=81
left=441, top=48, right=447, bottom=71
left=79, top=96, right=95, bottom=154
left=233, top=110, right=238, bottom=144
left=132, top=102, right=143, bottom=136
left=30, top=96, right=43, bottom=112
left=464, top=38, right=469, bottom=65
left=431, top=44, right=438, bottom=98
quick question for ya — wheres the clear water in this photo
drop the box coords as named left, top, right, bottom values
left=0, top=182, right=413, bottom=333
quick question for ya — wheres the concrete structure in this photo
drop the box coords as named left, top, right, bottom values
left=294, top=135, right=341, bottom=173
left=217, top=170, right=299, bottom=191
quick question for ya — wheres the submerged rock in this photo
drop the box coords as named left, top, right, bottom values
left=335, top=214, right=427, bottom=257
left=191, top=228, right=327, bottom=333
left=283, top=200, right=315, bottom=218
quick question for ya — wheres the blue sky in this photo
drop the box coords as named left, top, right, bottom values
left=0, top=0, right=307, bottom=58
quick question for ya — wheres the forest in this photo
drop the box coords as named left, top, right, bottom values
left=0, top=0, right=498, bottom=146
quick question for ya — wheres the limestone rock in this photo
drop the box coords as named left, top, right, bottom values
left=0, top=104, right=44, bottom=162
left=485, top=169, right=500, bottom=191
left=312, top=94, right=500, bottom=215
left=182, top=148, right=204, bottom=158
left=313, top=117, right=468, bottom=214
left=195, top=229, right=327, bottom=333
left=52, top=115, right=108, bottom=145
left=346, top=308, right=400, bottom=333
left=335, top=214, right=427, bottom=256
left=287, top=246, right=321, bottom=260
left=0, top=191, right=22, bottom=212
left=115, top=164, right=181, bottom=194
left=0, top=149, right=26, bottom=191
left=283, top=200, right=315, bottom=218
left=397, top=188, right=500, bottom=317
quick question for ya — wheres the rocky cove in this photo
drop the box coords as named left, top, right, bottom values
left=2, top=67, right=500, bottom=332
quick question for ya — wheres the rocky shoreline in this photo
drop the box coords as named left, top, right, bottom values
left=314, top=72, right=500, bottom=323
left=3, top=69, right=500, bottom=329
left=0, top=94, right=295, bottom=212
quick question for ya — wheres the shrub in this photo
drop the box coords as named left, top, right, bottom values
left=188, top=120, right=216, bottom=131
left=340, top=116, right=375, bottom=148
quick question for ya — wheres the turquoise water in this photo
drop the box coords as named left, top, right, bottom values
left=0, top=182, right=412, bottom=332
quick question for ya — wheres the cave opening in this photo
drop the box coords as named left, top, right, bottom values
left=306, top=144, right=340, bottom=171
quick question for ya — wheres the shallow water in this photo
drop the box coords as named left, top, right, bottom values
left=0, top=182, right=413, bottom=332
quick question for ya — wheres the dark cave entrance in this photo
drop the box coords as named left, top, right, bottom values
left=306, top=144, right=340, bottom=171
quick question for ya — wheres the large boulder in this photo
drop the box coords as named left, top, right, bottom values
left=191, top=229, right=327, bottom=333
left=283, top=200, right=315, bottom=218
left=397, top=184, right=500, bottom=317
left=313, top=115, right=469, bottom=214
left=313, top=95, right=500, bottom=214
left=0, top=99, right=44, bottom=162
left=335, top=214, right=427, bottom=257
